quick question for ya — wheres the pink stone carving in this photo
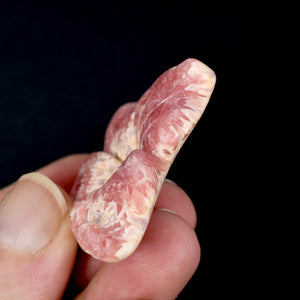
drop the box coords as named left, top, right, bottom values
left=70, top=58, right=216, bottom=262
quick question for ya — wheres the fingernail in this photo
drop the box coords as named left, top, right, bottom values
left=0, top=172, right=68, bottom=255
left=165, top=178, right=177, bottom=185
left=157, top=208, right=178, bottom=215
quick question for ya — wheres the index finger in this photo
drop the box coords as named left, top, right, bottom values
left=0, top=154, right=88, bottom=201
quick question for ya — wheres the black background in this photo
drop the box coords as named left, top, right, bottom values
left=0, top=0, right=270, bottom=298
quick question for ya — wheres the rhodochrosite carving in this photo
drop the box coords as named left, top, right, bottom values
left=70, top=58, right=216, bottom=262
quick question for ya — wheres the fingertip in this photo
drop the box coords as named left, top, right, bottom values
left=77, top=209, right=200, bottom=299
left=72, top=248, right=104, bottom=289
left=155, top=180, right=198, bottom=229
left=37, top=153, right=89, bottom=193
left=0, top=172, right=77, bottom=299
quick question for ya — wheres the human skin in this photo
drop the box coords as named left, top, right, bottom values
left=0, top=58, right=215, bottom=298
left=70, top=58, right=215, bottom=263
left=0, top=154, right=201, bottom=299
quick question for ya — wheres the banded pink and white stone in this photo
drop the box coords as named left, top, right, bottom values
left=70, top=58, right=216, bottom=262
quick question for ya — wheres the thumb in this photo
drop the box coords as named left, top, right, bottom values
left=0, top=172, right=77, bottom=299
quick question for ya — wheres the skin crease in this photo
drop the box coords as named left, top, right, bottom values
left=76, top=211, right=200, bottom=300
left=70, top=59, right=215, bottom=263
left=0, top=154, right=201, bottom=299
left=0, top=59, right=214, bottom=298
left=72, top=179, right=198, bottom=289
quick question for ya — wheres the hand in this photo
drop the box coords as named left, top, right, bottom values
left=0, top=154, right=200, bottom=299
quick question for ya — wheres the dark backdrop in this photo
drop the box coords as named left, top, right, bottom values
left=0, top=1, right=269, bottom=298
